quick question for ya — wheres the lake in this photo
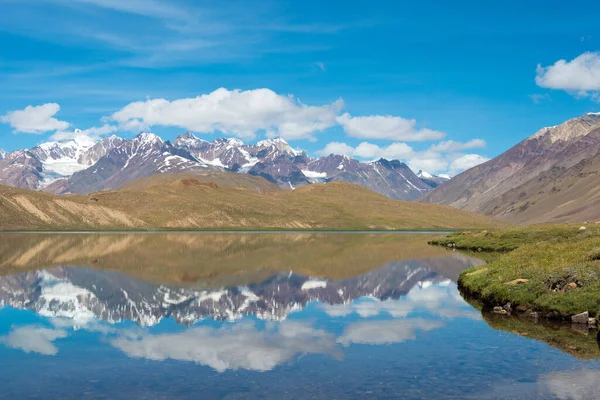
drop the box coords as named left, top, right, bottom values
left=0, top=233, right=598, bottom=399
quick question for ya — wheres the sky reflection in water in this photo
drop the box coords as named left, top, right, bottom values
left=0, top=235, right=599, bottom=399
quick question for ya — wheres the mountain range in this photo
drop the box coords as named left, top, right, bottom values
left=421, top=112, right=600, bottom=224
left=0, top=132, right=447, bottom=201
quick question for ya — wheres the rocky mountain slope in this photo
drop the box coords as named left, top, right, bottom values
left=1, top=133, right=438, bottom=200
left=0, top=171, right=501, bottom=231
left=420, top=113, right=600, bottom=223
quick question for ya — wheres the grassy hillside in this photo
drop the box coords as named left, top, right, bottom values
left=436, top=225, right=600, bottom=318
left=0, top=172, right=502, bottom=231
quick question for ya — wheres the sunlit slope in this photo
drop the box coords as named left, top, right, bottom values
left=0, top=172, right=503, bottom=231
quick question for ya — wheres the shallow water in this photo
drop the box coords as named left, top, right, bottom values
left=0, top=233, right=599, bottom=399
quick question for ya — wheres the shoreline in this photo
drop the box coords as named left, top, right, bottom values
left=0, top=229, right=459, bottom=234
left=431, top=225, right=600, bottom=323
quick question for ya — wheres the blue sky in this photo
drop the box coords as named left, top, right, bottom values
left=0, top=0, right=599, bottom=174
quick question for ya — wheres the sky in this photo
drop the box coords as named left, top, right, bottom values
left=0, top=0, right=599, bottom=175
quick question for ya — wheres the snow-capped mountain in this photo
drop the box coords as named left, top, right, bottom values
left=0, top=260, right=460, bottom=326
left=416, top=170, right=450, bottom=188
left=0, top=133, right=124, bottom=191
left=47, top=133, right=213, bottom=194
left=174, top=133, right=431, bottom=199
left=30, top=134, right=125, bottom=187
left=1, top=132, right=444, bottom=199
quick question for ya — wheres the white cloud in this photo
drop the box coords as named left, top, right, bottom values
left=321, top=283, right=482, bottom=321
left=111, top=320, right=339, bottom=372
left=316, top=142, right=356, bottom=156
left=337, top=319, right=444, bottom=346
left=337, top=113, right=446, bottom=142
left=0, top=326, right=67, bottom=355
left=50, top=124, right=118, bottom=142
left=65, top=0, right=191, bottom=21
left=110, top=88, right=344, bottom=140
left=317, top=141, right=415, bottom=160
left=447, top=154, right=490, bottom=176
left=317, top=139, right=488, bottom=176
left=355, top=142, right=414, bottom=160
left=0, top=103, right=70, bottom=134
left=428, top=139, right=486, bottom=153
left=536, top=52, right=600, bottom=99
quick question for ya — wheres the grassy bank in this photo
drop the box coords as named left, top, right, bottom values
left=432, top=225, right=600, bottom=319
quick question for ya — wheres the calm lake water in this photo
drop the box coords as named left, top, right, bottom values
left=0, top=233, right=599, bottom=399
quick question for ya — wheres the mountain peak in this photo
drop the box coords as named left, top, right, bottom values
left=256, top=137, right=299, bottom=156
left=178, top=132, right=204, bottom=141
left=417, top=170, right=433, bottom=179
left=530, top=113, right=600, bottom=144
left=135, top=132, right=163, bottom=144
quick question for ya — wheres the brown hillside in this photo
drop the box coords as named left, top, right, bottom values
left=0, top=172, right=502, bottom=231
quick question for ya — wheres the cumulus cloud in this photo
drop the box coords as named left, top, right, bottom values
left=316, top=142, right=356, bottom=156
left=317, top=139, right=488, bottom=176
left=536, top=52, right=600, bottom=99
left=317, top=141, right=415, bottom=160
left=50, top=124, right=118, bottom=142
left=0, top=326, right=67, bottom=355
left=337, top=113, right=446, bottom=142
left=321, top=282, right=481, bottom=321
left=447, top=154, right=490, bottom=176
left=428, top=139, right=486, bottom=153
left=109, top=88, right=344, bottom=141
left=337, top=319, right=444, bottom=346
left=0, top=103, right=70, bottom=134
left=111, top=320, right=340, bottom=372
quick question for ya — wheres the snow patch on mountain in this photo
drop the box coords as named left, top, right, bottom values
left=301, top=170, right=327, bottom=179
left=302, top=280, right=328, bottom=290
left=417, top=170, right=433, bottom=179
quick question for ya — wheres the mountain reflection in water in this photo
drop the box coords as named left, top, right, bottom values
left=1, top=233, right=600, bottom=399
left=0, top=258, right=480, bottom=373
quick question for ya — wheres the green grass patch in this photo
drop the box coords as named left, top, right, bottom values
left=443, top=224, right=600, bottom=318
